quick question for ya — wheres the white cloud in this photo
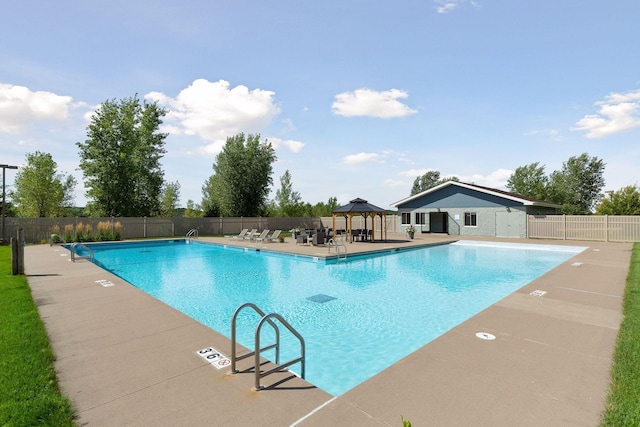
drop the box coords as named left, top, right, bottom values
left=434, top=0, right=479, bottom=14
left=398, top=168, right=432, bottom=178
left=436, top=2, right=459, bottom=13
left=343, top=152, right=380, bottom=165
left=145, top=79, right=281, bottom=153
left=280, top=118, right=296, bottom=133
left=0, top=83, right=74, bottom=133
left=268, top=137, right=305, bottom=153
left=458, top=168, right=513, bottom=189
left=332, top=88, right=417, bottom=119
left=572, top=89, right=640, bottom=138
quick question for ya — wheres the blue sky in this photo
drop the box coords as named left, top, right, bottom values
left=1, top=0, right=639, bottom=209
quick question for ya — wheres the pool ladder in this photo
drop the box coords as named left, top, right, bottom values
left=50, top=233, right=66, bottom=246
left=327, top=238, right=347, bottom=261
left=70, top=242, right=94, bottom=263
left=230, top=303, right=306, bottom=391
left=185, top=228, right=199, bottom=243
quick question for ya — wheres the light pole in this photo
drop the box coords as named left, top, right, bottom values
left=1, top=164, right=18, bottom=244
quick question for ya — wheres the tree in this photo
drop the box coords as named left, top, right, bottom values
left=275, top=170, right=303, bottom=216
left=77, top=95, right=167, bottom=217
left=506, top=162, right=549, bottom=200
left=201, top=175, right=222, bottom=217
left=9, top=151, right=76, bottom=217
left=595, top=185, right=640, bottom=215
left=410, top=171, right=459, bottom=195
left=159, top=181, right=181, bottom=217
left=548, top=153, right=605, bottom=214
left=183, top=199, right=204, bottom=218
left=311, top=196, right=340, bottom=217
left=208, top=133, right=276, bottom=217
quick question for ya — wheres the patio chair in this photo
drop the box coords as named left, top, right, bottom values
left=252, top=229, right=270, bottom=242
left=243, top=229, right=258, bottom=240
left=260, top=229, right=281, bottom=243
left=227, top=228, right=249, bottom=239
left=296, top=230, right=309, bottom=245
left=312, top=229, right=326, bottom=246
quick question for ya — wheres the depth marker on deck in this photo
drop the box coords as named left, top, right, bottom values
left=95, top=279, right=114, bottom=287
left=196, top=347, right=231, bottom=369
left=475, top=332, right=496, bottom=340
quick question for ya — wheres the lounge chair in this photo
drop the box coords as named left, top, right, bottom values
left=260, top=229, right=281, bottom=243
left=227, top=228, right=249, bottom=239
left=250, top=229, right=269, bottom=241
left=243, top=229, right=258, bottom=240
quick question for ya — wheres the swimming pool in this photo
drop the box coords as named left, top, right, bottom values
left=86, top=239, right=585, bottom=395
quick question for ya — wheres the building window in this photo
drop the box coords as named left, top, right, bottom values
left=415, top=212, right=426, bottom=225
left=464, top=212, right=477, bottom=227
left=401, top=212, right=411, bottom=225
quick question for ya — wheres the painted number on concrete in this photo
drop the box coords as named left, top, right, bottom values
left=95, top=279, right=114, bottom=287
left=196, top=347, right=231, bottom=370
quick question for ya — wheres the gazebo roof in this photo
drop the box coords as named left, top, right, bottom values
left=332, top=198, right=387, bottom=214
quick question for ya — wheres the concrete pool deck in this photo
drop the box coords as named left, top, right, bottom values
left=25, top=234, right=631, bottom=426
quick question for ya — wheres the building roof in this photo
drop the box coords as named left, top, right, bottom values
left=391, top=181, right=562, bottom=209
left=332, top=197, right=388, bottom=214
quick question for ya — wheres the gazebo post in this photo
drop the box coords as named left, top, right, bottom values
left=332, top=214, right=336, bottom=241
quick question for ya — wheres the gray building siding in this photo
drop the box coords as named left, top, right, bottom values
left=396, top=184, right=560, bottom=239
left=408, top=207, right=527, bottom=238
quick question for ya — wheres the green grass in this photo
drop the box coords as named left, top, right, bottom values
left=0, top=246, right=75, bottom=426
left=601, top=242, right=640, bottom=426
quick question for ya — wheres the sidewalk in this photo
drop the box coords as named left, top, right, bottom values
left=25, top=235, right=631, bottom=426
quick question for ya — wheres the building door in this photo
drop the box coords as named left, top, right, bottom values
left=429, top=212, right=448, bottom=233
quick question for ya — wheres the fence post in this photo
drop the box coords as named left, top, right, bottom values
left=605, top=215, right=609, bottom=242
left=11, top=228, right=25, bottom=275
left=563, top=215, right=566, bottom=240
left=144, top=216, right=147, bottom=238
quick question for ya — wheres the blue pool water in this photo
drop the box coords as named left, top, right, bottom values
left=86, top=239, right=585, bottom=395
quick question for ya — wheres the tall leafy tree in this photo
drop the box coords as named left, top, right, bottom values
left=209, top=133, right=276, bottom=217
left=201, top=174, right=222, bottom=217
left=410, top=171, right=459, bottom=195
left=159, top=181, right=181, bottom=216
left=312, top=196, right=340, bottom=216
left=183, top=199, right=204, bottom=218
left=548, top=153, right=605, bottom=214
left=595, top=185, right=640, bottom=215
left=9, top=151, right=76, bottom=217
left=77, top=95, right=167, bottom=217
left=506, top=162, right=549, bottom=200
left=275, top=170, right=303, bottom=216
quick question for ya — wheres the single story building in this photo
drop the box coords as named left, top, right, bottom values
left=391, top=181, right=561, bottom=238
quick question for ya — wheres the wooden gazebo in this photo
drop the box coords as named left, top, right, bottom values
left=331, top=197, right=388, bottom=243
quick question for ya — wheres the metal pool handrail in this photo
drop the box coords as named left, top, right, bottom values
left=186, top=228, right=199, bottom=242
left=70, top=242, right=94, bottom=263
left=254, top=312, right=305, bottom=391
left=230, top=303, right=280, bottom=374
left=230, top=302, right=306, bottom=391
left=327, top=238, right=347, bottom=261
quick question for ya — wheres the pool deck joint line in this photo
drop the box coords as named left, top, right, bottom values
left=26, top=234, right=631, bottom=426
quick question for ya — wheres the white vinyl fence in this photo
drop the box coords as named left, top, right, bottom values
left=527, top=215, right=640, bottom=242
